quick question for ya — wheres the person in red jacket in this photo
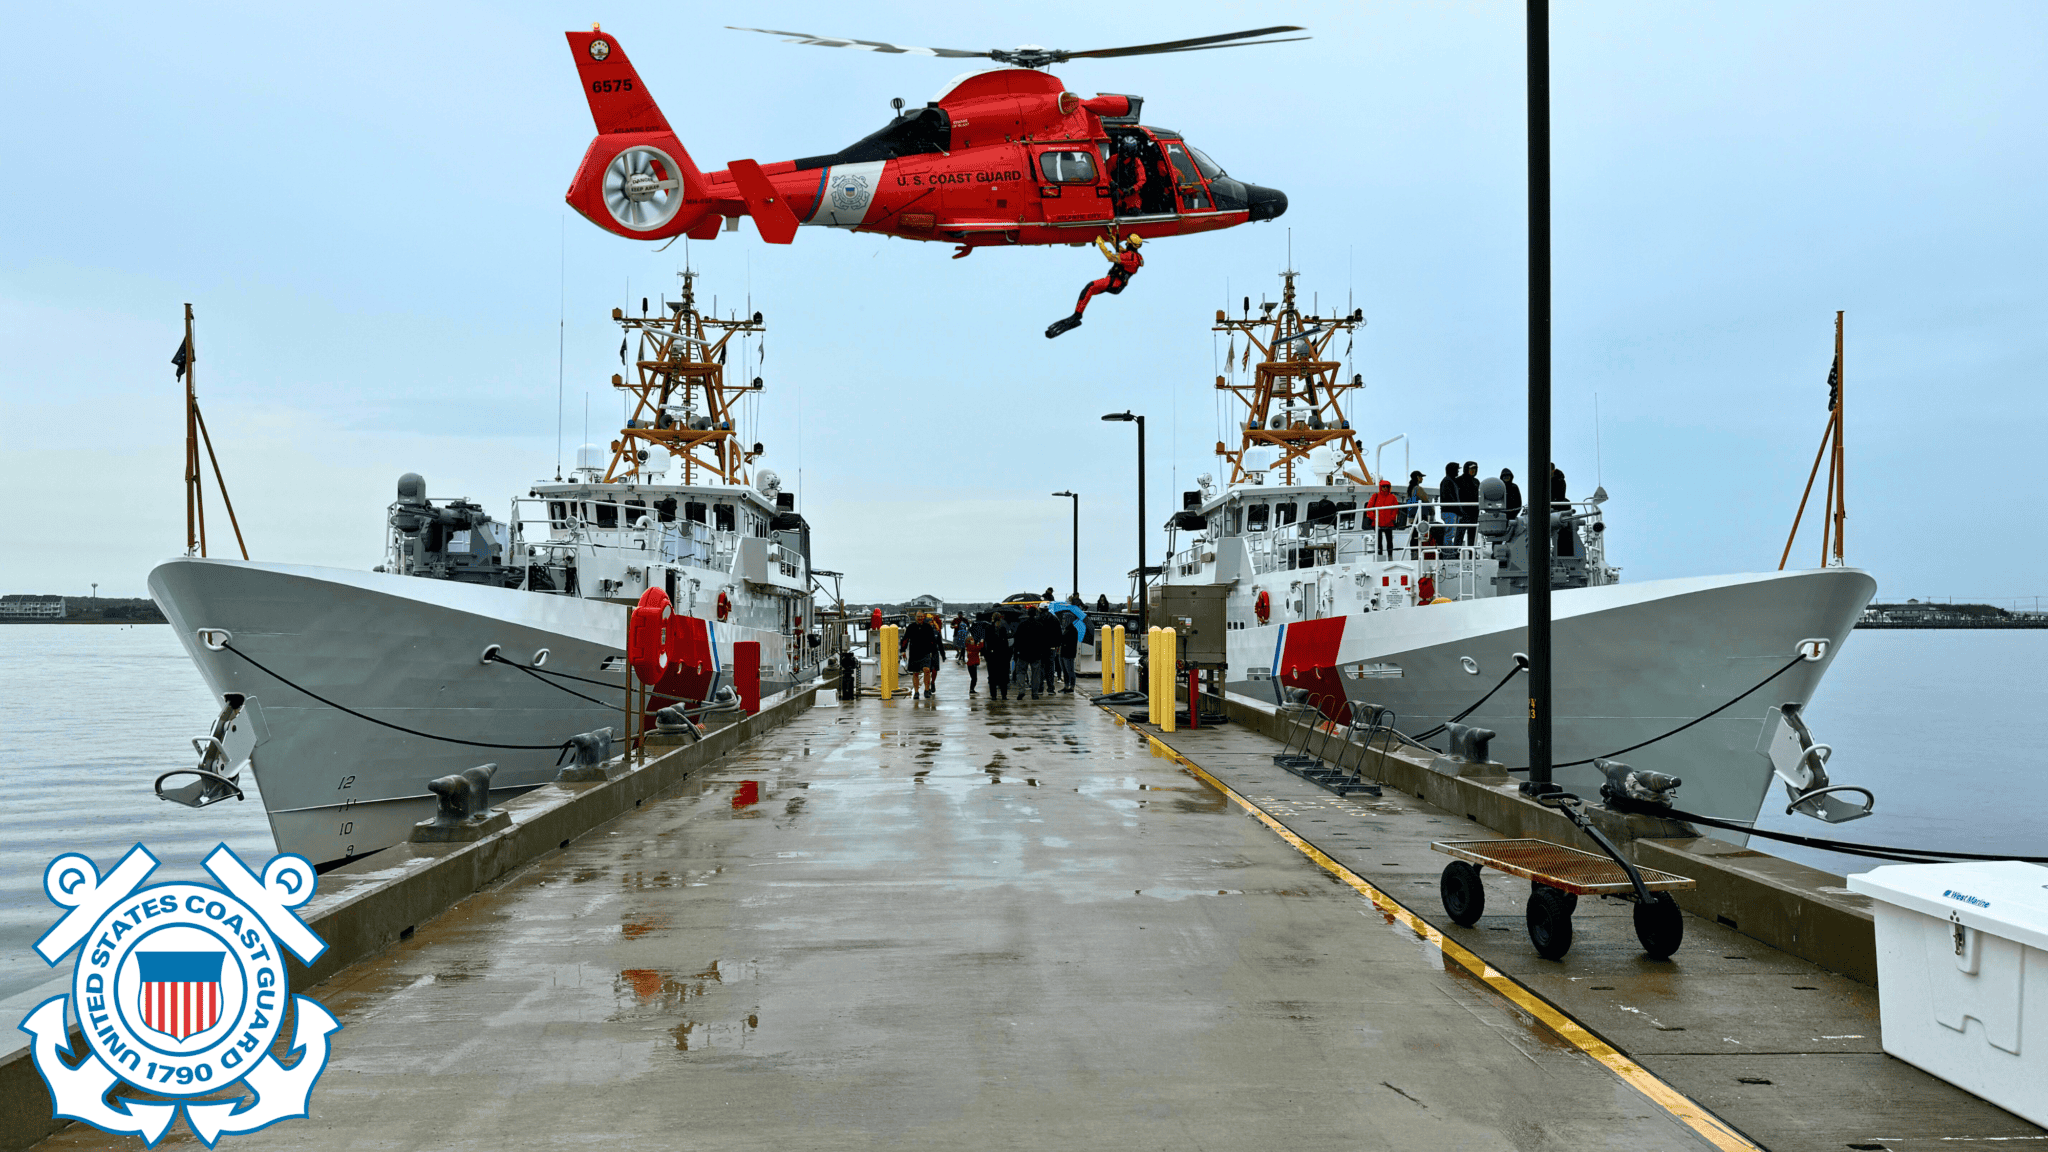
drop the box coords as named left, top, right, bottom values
left=1364, top=478, right=1401, bottom=558
left=1046, top=233, right=1144, bottom=338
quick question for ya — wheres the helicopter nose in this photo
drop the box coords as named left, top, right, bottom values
left=1244, top=183, right=1287, bottom=222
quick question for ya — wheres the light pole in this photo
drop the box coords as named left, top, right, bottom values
left=1100, top=411, right=1146, bottom=624
left=1051, top=491, right=1078, bottom=601
left=1524, top=0, right=1557, bottom=797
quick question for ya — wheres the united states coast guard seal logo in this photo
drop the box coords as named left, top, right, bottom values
left=829, top=172, right=872, bottom=213
left=18, top=844, right=337, bottom=1147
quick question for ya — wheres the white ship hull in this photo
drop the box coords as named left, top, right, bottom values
left=1223, top=568, right=1876, bottom=832
left=149, top=557, right=799, bottom=870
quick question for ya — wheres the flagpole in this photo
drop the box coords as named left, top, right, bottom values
left=183, top=304, right=202, bottom=557
left=1523, top=0, right=1557, bottom=798
left=1832, top=311, right=1845, bottom=565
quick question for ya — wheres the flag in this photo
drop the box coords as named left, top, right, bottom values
left=619, top=336, right=628, bottom=364
left=136, top=951, right=224, bottom=1040
left=172, top=337, right=190, bottom=379
left=1826, top=352, right=1840, bottom=410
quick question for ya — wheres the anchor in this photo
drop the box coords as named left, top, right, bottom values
left=1756, top=702, right=1874, bottom=823
left=155, top=694, right=268, bottom=809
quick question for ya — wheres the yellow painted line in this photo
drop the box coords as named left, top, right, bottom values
left=1135, top=727, right=1760, bottom=1152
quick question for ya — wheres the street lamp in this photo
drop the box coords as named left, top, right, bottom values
left=1100, top=411, right=1146, bottom=624
left=1051, top=491, right=1078, bottom=601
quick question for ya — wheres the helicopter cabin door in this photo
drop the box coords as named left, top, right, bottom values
left=1033, top=146, right=1110, bottom=226
left=1157, top=140, right=1214, bottom=212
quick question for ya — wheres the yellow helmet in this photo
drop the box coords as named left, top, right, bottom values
left=1124, top=233, right=1145, bottom=248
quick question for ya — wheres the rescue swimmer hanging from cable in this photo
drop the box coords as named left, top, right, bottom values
left=1047, top=231, right=1144, bottom=338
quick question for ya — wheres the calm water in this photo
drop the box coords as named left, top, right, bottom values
left=0, top=625, right=2041, bottom=1002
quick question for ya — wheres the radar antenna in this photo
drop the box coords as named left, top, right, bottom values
left=605, top=269, right=766, bottom=485
left=1212, top=270, right=1372, bottom=487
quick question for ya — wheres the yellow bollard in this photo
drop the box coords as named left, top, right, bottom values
left=1099, top=625, right=1113, bottom=692
left=1111, top=624, right=1126, bottom=692
left=880, top=624, right=899, bottom=699
left=1146, top=627, right=1159, bottom=721
left=1159, top=627, right=1178, bottom=733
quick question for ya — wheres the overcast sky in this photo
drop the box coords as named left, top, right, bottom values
left=3, top=2, right=2043, bottom=605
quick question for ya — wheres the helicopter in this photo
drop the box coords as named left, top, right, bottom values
left=563, top=25, right=1296, bottom=256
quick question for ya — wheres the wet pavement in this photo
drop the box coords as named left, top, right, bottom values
left=1140, top=713, right=2048, bottom=1152
left=41, top=688, right=1733, bottom=1150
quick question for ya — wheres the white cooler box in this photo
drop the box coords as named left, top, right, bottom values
left=1849, top=861, right=2048, bottom=1125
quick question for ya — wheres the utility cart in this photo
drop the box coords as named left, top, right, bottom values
left=1431, top=794, right=1695, bottom=960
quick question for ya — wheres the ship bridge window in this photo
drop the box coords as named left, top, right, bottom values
left=1038, top=151, right=1097, bottom=183
left=685, top=501, right=706, bottom=524
left=625, top=499, right=646, bottom=525
left=1246, top=503, right=1269, bottom=531
left=548, top=501, right=568, bottom=529
left=1275, top=502, right=1298, bottom=525
left=594, top=501, right=617, bottom=528
left=656, top=497, right=677, bottom=524
left=713, top=503, right=735, bottom=532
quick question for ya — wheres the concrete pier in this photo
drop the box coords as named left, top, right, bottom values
left=24, top=689, right=2042, bottom=1150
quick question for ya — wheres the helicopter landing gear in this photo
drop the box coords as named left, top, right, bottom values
left=1045, top=313, right=1083, bottom=339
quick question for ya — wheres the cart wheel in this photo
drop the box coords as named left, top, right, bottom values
left=1633, top=892, right=1684, bottom=960
left=1526, top=885, right=1575, bottom=960
left=1440, top=862, right=1486, bottom=927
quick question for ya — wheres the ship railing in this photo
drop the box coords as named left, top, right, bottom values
left=507, top=498, right=740, bottom=573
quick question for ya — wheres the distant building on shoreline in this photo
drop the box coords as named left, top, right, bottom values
left=0, top=595, right=166, bottom=623
left=0, top=594, right=65, bottom=619
left=1858, top=600, right=2048, bottom=629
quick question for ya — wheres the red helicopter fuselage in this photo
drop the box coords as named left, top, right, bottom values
left=563, top=29, right=1286, bottom=252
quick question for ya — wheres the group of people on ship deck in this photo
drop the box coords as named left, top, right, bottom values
left=1351, top=461, right=1572, bottom=560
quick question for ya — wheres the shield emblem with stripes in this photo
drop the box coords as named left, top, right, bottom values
left=135, top=951, right=224, bottom=1040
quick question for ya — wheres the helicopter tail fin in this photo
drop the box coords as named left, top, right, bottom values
left=566, top=27, right=670, bottom=135
left=563, top=28, right=713, bottom=239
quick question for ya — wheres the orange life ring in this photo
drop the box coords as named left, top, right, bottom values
left=1254, top=589, right=1271, bottom=624
left=716, top=591, right=732, bottom=622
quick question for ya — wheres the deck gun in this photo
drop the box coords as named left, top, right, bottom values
left=1756, top=702, right=1874, bottom=823
left=388, top=472, right=521, bottom=587
left=156, top=693, right=269, bottom=809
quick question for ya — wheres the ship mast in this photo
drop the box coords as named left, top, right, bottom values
left=604, top=269, right=766, bottom=485
left=1212, top=270, right=1372, bottom=487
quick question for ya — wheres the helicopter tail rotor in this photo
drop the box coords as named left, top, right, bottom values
left=563, top=28, right=715, bottom=239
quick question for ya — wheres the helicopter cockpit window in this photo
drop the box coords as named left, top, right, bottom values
left=1161, top=142, right=1201, bottom=184
left=1187, top=147, right=1225, bottom=180
left=1039, top=151, right=1097, bottom=183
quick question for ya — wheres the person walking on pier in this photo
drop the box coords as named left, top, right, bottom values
left=903, top=613, right=943, bottom=699
left=951, top=614, right=969, bottom=664
left=965, top=630, right=983, bottom=695
left=984, top=614, right=1014, bottom=700
left=1057, top=611, right=1079, bottom=693
left=1016, top=607, right=1055, bottom=699
left=1365, top=478, right=1400, bottom=558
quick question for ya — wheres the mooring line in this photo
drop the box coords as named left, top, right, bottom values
left=1128, top=720, right=1761, bottom=1152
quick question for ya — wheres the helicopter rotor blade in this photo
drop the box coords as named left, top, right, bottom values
left=725, top=26, right=990, bottom=59
left=1061, top=26, right=1307, bottom=61
left=1143, top=36, right=1314, bottom=56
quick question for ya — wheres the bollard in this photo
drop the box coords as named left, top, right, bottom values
left=1112, top=624, right=1126, bottom=693
left=412, top=763, right=510, bottom=842
left=879, top=624, right=899, bottom=699
left=1159, top=627, right=1178, bottom=732
left=734, top=640, right=761, bottom=715
left=1099, top=624, right=1112, bottom=691
left=557, top=728, right=615, bottom=782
